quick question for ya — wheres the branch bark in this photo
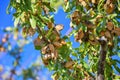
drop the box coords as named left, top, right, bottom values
left=96, top=36, right=107, bottom=80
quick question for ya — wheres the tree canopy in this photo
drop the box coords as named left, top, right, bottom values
left=1, top=0, right=120, bottom=80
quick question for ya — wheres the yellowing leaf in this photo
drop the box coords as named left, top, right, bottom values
left=14, top=17, right=20, bottom=27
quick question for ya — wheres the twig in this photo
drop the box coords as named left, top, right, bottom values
left=36, top=26, right=50, bottom=43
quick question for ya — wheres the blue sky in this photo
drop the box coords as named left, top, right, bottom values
left=0, top=0, right=52, bottom=80
left=0, top=1, right=13, bottom=29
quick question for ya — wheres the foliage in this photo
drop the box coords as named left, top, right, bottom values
left=4, top=0, right=120, bottom=80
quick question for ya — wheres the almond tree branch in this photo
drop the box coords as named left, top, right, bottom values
left=97, top=36, right=107, bottom=80
left=36, top=26, right=50, bottom=44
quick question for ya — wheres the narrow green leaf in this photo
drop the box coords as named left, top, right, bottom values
left=30, top=16, right=36, bottom=29
left=113, top=64, right=120, bottom=73
left=14, top=17, right=20, bottom=27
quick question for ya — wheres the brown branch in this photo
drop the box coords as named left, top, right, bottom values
left=36, top=26, right=50, bottom=44
left=96, top=36, right=107, bottom=80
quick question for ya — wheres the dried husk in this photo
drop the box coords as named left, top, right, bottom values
left=53, top=42, right=62, bottom=48
left=107, top=22, right=114, bottom=31
left=65, top=61, right=74, bottom=69
left=105, top=30, right=111, bottom=38
left=55, top=24, right=64, bottom=31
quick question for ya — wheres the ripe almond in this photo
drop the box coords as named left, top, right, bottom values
left=79, top=0, right=83, bottom=2
left=47, top=22, right=54, bottom=29
left=42, top=54, right=48, bottom=61
left=55, top=24, right=64, bottom=31
left=112, top=27, right=120, bottom=36
left=55, top=36, right=60, bottom=41
left=84, top=21, right=95, bottom=29
left=42, top=57, right=48, bottom=66
left=53, top=42, right=62, bottom=48
left=104, top=3, right=114, bottom=14
left=71, top=11, right=80, bottom=19
left=107, top=22, right=114, bottom=31
left=91, top=0, right=97, bottom=4
left=34, top=37, right=45, bottom=47
left=71, top=10, right=81, bottom=25
left=77, top=64, right=82, bottom=69
left=71, top=10, right=81, bottom=21
left=60, top=39, right=66, bottom=45
left=34, top=37, right=41, bottom=46
left=47, top=54, right=51, bottom=59
left=75, top=29, right=84, bottom=41
left=100, top=30, right=105, bottom=36
left=48, top=44, right=55, bottom=53
left=54, top=50, right=58, bottom=60
left=51, top=53, right=55, bottom=59
left=106, top=0, right=111, bottom=4
left=28, top=27, right=35, bottom=36
left=41, top=46, right=47, bottom=54
left=105, top=30, right=111, bottom=38
left=89, top=40, right=98, bottom=45
left=81, top=1, right=87, bottom=7
left=65, top=61, right=74, bottom=69
left=53, top=30, right=60, bottom=37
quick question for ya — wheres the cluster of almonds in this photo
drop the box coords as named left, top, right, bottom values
left=75, top=20, right=99, bottom=45
left=71, top=10, right=81, bottom=25
left=20, top=1, right=49, bottom=23
left=22, top=26, right=36, bottom=37
left=100, top=21, right=120, bottom=47
left=34, top=23, right=66, bottom=65
left=77, top=0, right=115, bottom=14
left=75, top=28, right=99, bottom=45
left=79, top=0, right=99, bottom=5
left=75, top=20, right=120, bottom=47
